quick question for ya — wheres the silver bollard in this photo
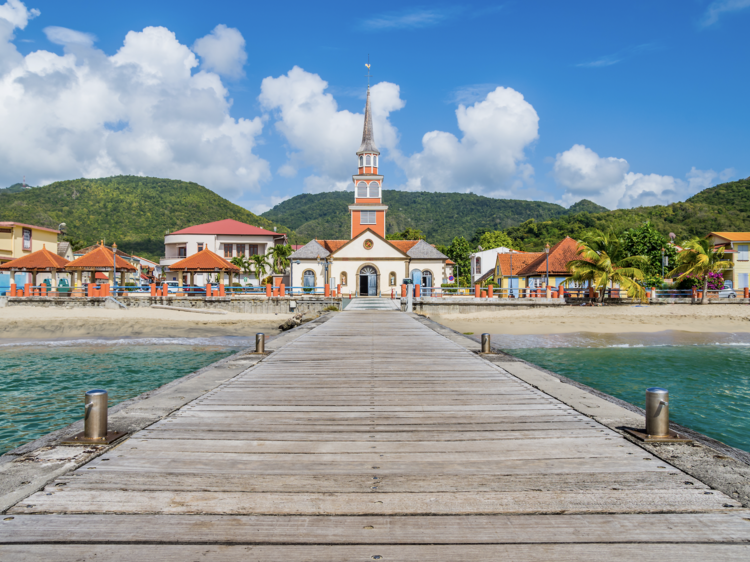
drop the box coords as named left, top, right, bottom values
left=645, top=387, right=669, bottom=436
left=84, top=389, right=108, bottom=440
left=256, top=333, right=265, bottom=353
left=481, top=333, right=491, bottom=353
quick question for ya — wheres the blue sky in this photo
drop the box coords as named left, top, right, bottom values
left=1, top=0, right=748, bottom=213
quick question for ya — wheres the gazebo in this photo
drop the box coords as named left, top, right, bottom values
left=0, top=245, right=69, bottom=296
left=65, top=242, right=136, bottom=295
left=167, top=248, right=240, bottom=291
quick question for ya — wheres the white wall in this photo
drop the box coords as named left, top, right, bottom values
left=470, top=248, right=510, bottom=282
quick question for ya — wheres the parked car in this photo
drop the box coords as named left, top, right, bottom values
left=717, top=280, right=737, bottom=298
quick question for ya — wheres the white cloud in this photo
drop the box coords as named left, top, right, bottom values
left=0, top=12, right=270, bottom=198
left=259, top=66, right=404, bottom=187
left=0, top=0, right=38, bottom=29
left=192, top=24, right=246, bottom=78
left=361, top=8, right=458, bottom=30
left=553, top=144, right=735, bottom=208
left=576, top=44, right=656, bottom=68
left=44, top=26, right=95, bottom=47
left=396, top=86, right=539, bottom=193
left=702, top=0, right=750, bottom=27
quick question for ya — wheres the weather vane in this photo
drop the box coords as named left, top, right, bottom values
left=365, top=55, right=372, bottom=87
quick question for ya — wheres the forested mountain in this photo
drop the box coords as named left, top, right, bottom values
left=0, top=176, right=290, bottom=260
left=504, top=177, right=750, bottom=251
left=261, top=190, right=601, bottom=244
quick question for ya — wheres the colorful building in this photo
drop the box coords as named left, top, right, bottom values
left=706, top=232, right=750, bottom=291
left=161, top=219, right=285, bottom=286
left=290, top=87, right=449, bottom=296
left=0, top=222, right=60, bottom=265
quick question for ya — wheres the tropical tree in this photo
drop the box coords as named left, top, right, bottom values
left=476, top=230, right=517, bottom=251
left=386, top=228, right=425, bottom=241
left=249, top=253, right=270, bottom=283
left=668, top=237, right=733, bottom=304
left=267, top=244, right=293, bottom=274
left=621, top=221, right=678, bottom=278
left=445, top=236, right=472, bottom=285
left=563, top=229, right=649, bottom=302
left=230, top=256, right=253, bottom=284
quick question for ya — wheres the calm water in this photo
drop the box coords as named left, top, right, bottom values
left=0, top=343, right=235, bottom=455
left=504, top=332, right=750, bottom=453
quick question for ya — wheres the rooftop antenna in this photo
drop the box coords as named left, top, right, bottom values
left=365, top=55, right=372, bottom=87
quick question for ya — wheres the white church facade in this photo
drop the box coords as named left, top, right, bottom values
left=290, top=87, right=450, bottom=296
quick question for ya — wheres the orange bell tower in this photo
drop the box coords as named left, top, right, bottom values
left=349, top=85, right=387, bottom=239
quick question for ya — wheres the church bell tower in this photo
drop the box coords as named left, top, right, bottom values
left=349, top=84, right=388, bottom=239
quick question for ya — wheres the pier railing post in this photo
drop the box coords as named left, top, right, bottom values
left=84, top=389, right=108, bottom=440
left=481, top=333, right=491, bottom=353
left=256, top=333, right=265, bottom=353
left=645, top=387, right=669, bottom=436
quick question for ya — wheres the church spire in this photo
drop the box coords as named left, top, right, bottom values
left=357, top=87, right=380, bottom=155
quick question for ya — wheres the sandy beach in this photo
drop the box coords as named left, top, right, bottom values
left=0, top=307, right=297, bottom=341
left=430, top=304, right=750, bottom=336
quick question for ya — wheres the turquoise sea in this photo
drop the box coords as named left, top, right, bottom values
left=0, top=341, right=236, bottom=455
left=503, top=331, right=750, bottom=454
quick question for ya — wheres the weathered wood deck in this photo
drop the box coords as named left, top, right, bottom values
left=1, top=310, right=749, bottom=560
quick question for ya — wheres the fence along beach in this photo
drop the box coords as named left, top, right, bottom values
left=1, top=309, right=749, bottom=560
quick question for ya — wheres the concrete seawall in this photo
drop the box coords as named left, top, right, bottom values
left=0, top=295, right=341, bottom=314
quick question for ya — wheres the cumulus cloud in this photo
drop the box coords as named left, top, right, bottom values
left=0, top=7, right=269, bottom=198
left=192, top=24, right=247, bottom=78
left=259, top=66, right=404, bottom=191
left=43, top=26, right=95, bottom=47
left=553, top=144, right=734, bottom=208
left=0, top=0, right=38, bottom=29
left=396, top=86, right=539, bottom=194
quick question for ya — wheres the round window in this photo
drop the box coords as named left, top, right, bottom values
left=363, top=239, right=374, bottom=250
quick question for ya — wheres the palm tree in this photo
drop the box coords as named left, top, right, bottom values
left=230, top=256, right=252, bottom=285
left=563, top=230, right=649, bottom=302
left=668, top=237, right=732, bottom=304
left=249, top=253, right=270, bottom=284
left=267, top=244, right=293, bottom=275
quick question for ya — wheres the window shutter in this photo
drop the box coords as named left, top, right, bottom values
left=357, top=181, right=367, bottom=198
left=739, top=245, right=749, bottom=261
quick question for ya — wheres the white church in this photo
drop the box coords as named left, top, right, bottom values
left=289, top=87, right=451, bottom=296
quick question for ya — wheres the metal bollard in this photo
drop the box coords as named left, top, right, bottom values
left=84, top=389, right=108, bottom=440
left=481, top=333, right=491, bottom=353
left=256, top=333, right=265, bottom=353
left=645, top=387, right=669, bottom=436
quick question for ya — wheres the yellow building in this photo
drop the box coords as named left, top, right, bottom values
left=0, top=222, right=61, bottom=265
left=707, top=232, right=750, bottom=292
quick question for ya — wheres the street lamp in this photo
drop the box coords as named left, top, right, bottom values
left=545, top=243, right=550, bottom=287
left=661, top=247, right=665, bottom=278
left=509, top=250, right=514, bottom=298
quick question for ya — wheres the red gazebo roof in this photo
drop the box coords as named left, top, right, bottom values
left=167, top=248, right=240, bottom=272
left=0, top=246, right=69, bottom=271
left=66, top=243, right=136, bottom=271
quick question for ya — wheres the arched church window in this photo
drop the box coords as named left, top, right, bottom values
left=366, top=155, right=371, bottom=166
left=368, top=182, right=379, bottom=198
left=357, top=181, right=368, bottom=198
left=389, top=272, right=396, bottom=286
left=359, top=155, right=363, bottom=167
left=303, top=270, right=316, bottom=293
left=341, top=272, right=347, bottom=286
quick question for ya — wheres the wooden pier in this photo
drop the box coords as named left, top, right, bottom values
left=1, top=310, right=749, bottom=560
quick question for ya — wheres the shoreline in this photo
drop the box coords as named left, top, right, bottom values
left=0, top=308, right=296, bottom=341
left=430, top=303, right=750, bottom=336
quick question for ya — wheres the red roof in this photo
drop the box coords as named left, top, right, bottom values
left=0, top=221, right=60, bottom=234
left=318, top=240, right=348, bottom=253
left=66, top=244, right=136, bottom=270
left=170, top=219, right=280, bottom=237
left=389, top=240, right=420, bottom=253
left=167, top=248, right=240, bottom=272
left=446, top=259, right=455, bottom=265
left=495, top=252, right=544, bottom=276
left=0, top=246, right=69, bottom=271
left=516, top=237, right=581, bottom=276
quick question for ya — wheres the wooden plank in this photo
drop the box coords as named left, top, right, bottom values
left=10, top=489, right=735, bottom=515
left=3, top=512, right=749, bottom=543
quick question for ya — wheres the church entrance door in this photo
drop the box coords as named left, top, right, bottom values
left=359, top=266, right=377, bottom=296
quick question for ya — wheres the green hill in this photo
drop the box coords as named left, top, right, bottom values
left=0, top=176, right=290, bottom=261
left=0, top=183, right=34, bottom=194
left=504, top=177, right=750, bottom=251
left=261, top=191, right=600, bottom=245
